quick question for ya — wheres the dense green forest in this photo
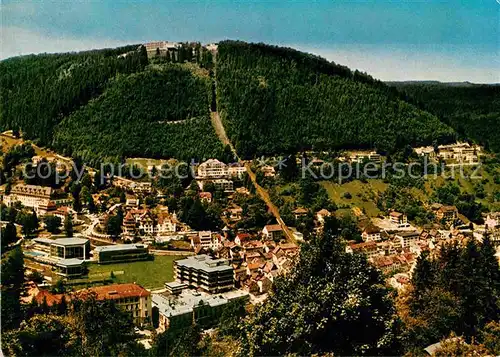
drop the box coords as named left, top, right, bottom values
left=0, top=45, right=147, bottom=144
left=0, top=45, right=224, bottom=164
left=53, top=66, right=224, bottom=165
left=6, top=41, right=499, bottom=164
left=389, top=82, right=500, bottom=152
left=216, top=41, right=456, bottom=158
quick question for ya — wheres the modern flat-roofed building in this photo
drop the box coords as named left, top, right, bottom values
left=28, top=237, right=90, bottom=278
left=174, top=255, right=234, bottom=293
left=165, top=281, right=188, bottom=295
left=152, top=289, right=248, bottom=331
left=55, top=258, right=86, bottom=278
left=79, top=283, right=151, bottom=325
left=94, top=244, right=150, bottom=264
left=389, top=211, right=408, bottom=226
left=395, top=231, right=420, bottom=248
left=49, top=238, right=91, bottom=260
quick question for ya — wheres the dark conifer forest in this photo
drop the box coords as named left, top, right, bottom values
left=389, top=82, right=500, bottom=152
left=215, top=41, right=456, bottom=158
left=5, top=41, right=498, bottom=164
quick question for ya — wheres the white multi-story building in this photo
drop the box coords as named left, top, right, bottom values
left=123, top=209, right=177, bottom=237
left=395, top=231, right=420, bottom=248
left=3, top=184, right=53, bottom=214
left=227, top=163, right=246, bottom=178
left=197, top=159, right=228, bottom=178
left=437, top=142, right=481, bottom=163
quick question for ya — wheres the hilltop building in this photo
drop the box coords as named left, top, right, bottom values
left=437, top=142, right=481, bottom=163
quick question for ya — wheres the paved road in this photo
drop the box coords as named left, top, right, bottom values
left=209, top=108, right=295, bottom=243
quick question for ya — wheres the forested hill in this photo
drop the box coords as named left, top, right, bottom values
left=389, top=82, right=500, bottom=153
left=216, top=41, right=456, bottom=158
left=0, top=45, right=224, bottom=164
left=0, top=45, right=147, bottom=144
left=1, top=41, right=465, bottom=163
left=53, top=66, right=224, bottom=165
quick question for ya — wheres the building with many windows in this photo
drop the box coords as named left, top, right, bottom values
left=29, top=237, right=90, bottom=278
left=3, top=184, right=54, bottom=215
left=395, top=231, right=420, bottom=248
left=197, top=159, right=228, bottom=178
left=174, top=255, right=234, bottom=293
left=152, top=289, right=248, bottom=331
left=436, top=205, right=458, bottom=224
left=94, top=244, right=150, bottom=264
left=49, top=238, right=91, bottom=260
left=81, top=283, right=151, bottom=325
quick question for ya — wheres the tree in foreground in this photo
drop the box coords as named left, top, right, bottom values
left=1, top=247, right=25, bottom=331
left=398, top=235, right=500, bottom=351
left=240, top=218, right=401, bottom=356
left=3, top=292, right=145, bottom=356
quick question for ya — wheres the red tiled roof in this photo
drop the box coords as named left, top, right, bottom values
left=264, top=224, right=282, bottom=232
left=236, top=233, right=251, bottom=242
left=247, top=263, right=262, bottom=271
left=317, top=209, right=331, bottom=216
left=34, top=290, right=65, bottom=306
left=293, top=207, right=308, bottom=214
left=81, top=283, right=150, bottom=300
left=199, top=192, right=212, bottom=199
left=349, top=241, right=377, bottom=251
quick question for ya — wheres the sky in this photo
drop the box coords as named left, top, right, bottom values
left=1, top=0, right=499, bottom=83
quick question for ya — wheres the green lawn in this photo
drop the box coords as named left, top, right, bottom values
left=321, top=165, right=500, bottom=217
left=87, top=255, right=182, bottom=289
left=320, top=179, right=388, bottom=217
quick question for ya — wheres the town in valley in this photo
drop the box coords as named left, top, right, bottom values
left=1, top=30, right=500, bottom=357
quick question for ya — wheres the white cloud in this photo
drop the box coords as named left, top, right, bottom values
left=0, top=26, right=134, bottom=59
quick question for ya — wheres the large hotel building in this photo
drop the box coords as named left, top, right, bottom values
left=174, top=255, right=234, bottom=293
left=84, top=284, right=152, bottom=325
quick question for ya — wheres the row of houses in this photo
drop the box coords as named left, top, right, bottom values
left=121, top=208, right=178, bottom=238
left=414, top=142, right=482, bottom=163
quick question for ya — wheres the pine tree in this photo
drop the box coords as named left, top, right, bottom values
left=411, top=251, right=435, bottom=294
left=64, top=214, right=74, bottom=237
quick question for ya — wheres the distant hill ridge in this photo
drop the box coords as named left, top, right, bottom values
left=6, top=40, right=496, bottom=162
left=216, top=40, right=455, bottom=157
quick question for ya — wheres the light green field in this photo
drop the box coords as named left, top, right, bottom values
left=320, top=179, right=388, bottom=217
left=87, top=255, right=182, bottom=289
left=321, top=164, right=500, bottom=217
left=125, top=157, right=170, bottom=168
